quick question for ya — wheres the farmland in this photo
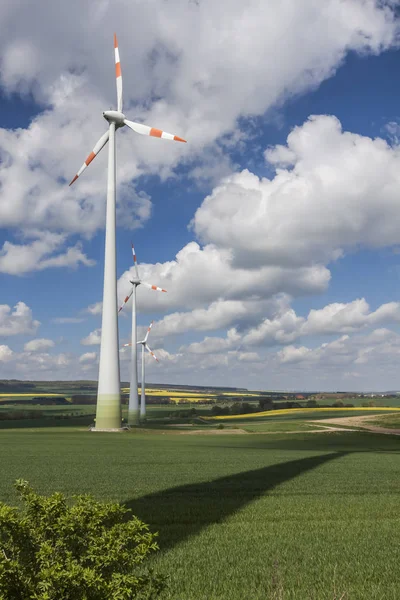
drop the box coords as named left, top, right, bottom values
left=0, top=395, right=400, bottom=599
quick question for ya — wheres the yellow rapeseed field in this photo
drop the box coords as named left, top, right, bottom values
left=207, top=406, right=400, bottom=420
left=0, top=393, right=62, bottom=398
left=121, top=388, right=214, bottom=402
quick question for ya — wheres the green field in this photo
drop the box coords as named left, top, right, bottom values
left=0, top=416, right=399, bottom=599
left=368, top=413, right=400, bottom=429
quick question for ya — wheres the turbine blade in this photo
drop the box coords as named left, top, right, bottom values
left=144, top=320, right=154, bottom=343
left=124, top=119, right=186, bottom=143
left=114, top=33, right=123, bottom=112
left=145, top=343, right=159, bottom=362
left=131, top=242, right=140, bottom=279
left=122, top=343, right=132, bottom=347
left=141, top=282, right=167, bottom=293
left=69, top=130, right=109, bottom=186
left=118, top=288, right=133, bottom=313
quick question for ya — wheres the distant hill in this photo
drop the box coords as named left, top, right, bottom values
left=0, top=380, right=248, bottom=394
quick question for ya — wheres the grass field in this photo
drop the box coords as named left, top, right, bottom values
left=0, top=419, right=399, bottom=599
left=368, top=413, right=400, bottom=429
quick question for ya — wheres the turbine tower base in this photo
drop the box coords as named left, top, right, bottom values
left=128, top=408, right=140, bottom=426
left=94, top=392, right=122, bottom=430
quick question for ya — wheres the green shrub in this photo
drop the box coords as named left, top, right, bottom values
left=210, top=405, right=229, bottom=416
left=0, top=480, right=166, bottom=599
left=217, top=423, right=225, bottom=429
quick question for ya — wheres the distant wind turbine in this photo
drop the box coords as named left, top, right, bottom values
left=69, top=34, right=186, bottom=430
left=123, top=320, right=159, bottom=420
left=118, top=244, right=166, bottom=425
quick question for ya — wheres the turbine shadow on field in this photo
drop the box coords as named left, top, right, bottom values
left=124, top=451, right=346, bottom=553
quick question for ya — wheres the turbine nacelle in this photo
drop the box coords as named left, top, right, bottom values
left=103, top=110, right=126, bottom=128
left=69, top=34, right=186, bottom=188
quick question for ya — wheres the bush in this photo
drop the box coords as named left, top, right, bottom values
left=259, top=398, right=274, bottom=411
left=217, top=423, right=225, bottom=429
left=210, top=405, right=229, bottom=416
left=0, top=480, right=166, bottom=599
left=306, top=400, right=318, bottom=408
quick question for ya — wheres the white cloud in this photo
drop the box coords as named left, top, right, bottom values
left=80, top=329, right=101, bottom=346
left=79, top=351, right=97, bottom=363
left=153, top=298, right=269, bottom=338
left=0, top=302, right=40, bottom=336
left=241, top=298, right=400, bottom=347
left=0, top=345, right=14, bottom=362
left=0, top=0, right=397, bottom=272
left=86, top=302, right=102, bottom=316
left=24, top=338, right=55, bottom=352
left=184, top=329, right=240, bottom=355
left=276, top=328, right=400, bottom=374
left=193, top=115, right=400, bottom=268
left=235, top=351, right=261, bottom=363
left=177, top=298, right=400, bottom=353
left=117, top=242, right=330, bottom=315
left=0, top=232, right=95, bottom=275
left=278, top=345, right=314, bottom=364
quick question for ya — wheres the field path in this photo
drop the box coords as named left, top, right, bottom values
left=309, top=413, right=400, bottom=436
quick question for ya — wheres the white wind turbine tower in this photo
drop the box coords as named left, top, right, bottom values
left=69, top=34, right=186, bottom=431
left=118, top=244, right=166, bottom=425
left=123, top=320, right=159, bottom=420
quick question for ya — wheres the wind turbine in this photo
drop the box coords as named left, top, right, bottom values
left=123, top=320, right=159, bottom=420
left=69, top=35, right=186, bottom=431
left=118, top=244, right=166, bottom=425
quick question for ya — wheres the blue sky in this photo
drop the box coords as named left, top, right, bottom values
left=1, top=0, right=400, bottom=391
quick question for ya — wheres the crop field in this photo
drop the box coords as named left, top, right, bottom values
left=208, top=406, right=400, bottom=420
left=367, top=413, right=400, bottom=429
left=0, top=408, right=399, bottom=599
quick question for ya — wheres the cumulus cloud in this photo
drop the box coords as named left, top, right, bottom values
left=0, top=347, right=73, bottom=378
left=80, top=329, right=101, bottom=346
left=24, top=338, right=55, bottom=352
left=193, top=115, right=400, bottom=268
left=153, top=299, right=271, bottom=339
left=241, top=298, right=400, bottom=347
left=276, top=328, right=400, bottom=373
left=79, top=351, right=97, bottom=363
left=117, top=242, right=330, bottom=315
left=0, top=302, right=40, bottom=336
left=0, top=345, right=14, bottom=362
left=177, top=298, right=400, bottom=354
left=0, top=0, right=398, bottom=274
left=184, top=329, right=241, bottom=355
left=0, top=232, right=95, bottom=275
left=86, top=302, right=102, bottom=316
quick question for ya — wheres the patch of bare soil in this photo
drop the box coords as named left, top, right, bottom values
left=309, top=413, right=400, bottom=436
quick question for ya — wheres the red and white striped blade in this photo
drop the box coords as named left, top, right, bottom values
left=122, top=343, right=132, bottom=347
left=69, top=130, right=109, bottom=186
left=141, top=282, right=167, bottom=293
left=144, top=343, right=159, bottom=362
left=114, top=33, right=123, bottom=113
left=131, top=242, right=140, bottom=279
left=144, top=320, right=154, bottom=343
left=118, top=288, right=133, bottom=313
left=124, top=119, right=186, bottom=143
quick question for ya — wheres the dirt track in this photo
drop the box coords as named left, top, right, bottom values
left=309, top=413, right=400, bottom=436
left=179, top=413, right=400, bottom=436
